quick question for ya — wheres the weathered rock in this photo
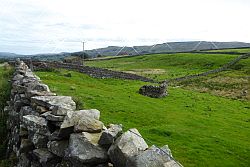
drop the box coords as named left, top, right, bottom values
left=29, top=83, right=50, bottom=92
left=45, top=113, right=65, bottom=122
left=59, top=110, right=103, bottom=136
left=74, top=116, right=103, bottom=133
left=14, top=94, right=21, bottom=102
left=98, top=124, right=122, bottom=147
left=51, top=106, right=73, bottom=116
left=66, top=133, right=108, bottom=165
left=82, top=132, right=103, bottom=145
left=32, top=133, right=48, bottom=148
left=31, top=96, right=76, bottom=115
left=41, top=111, right=52, bottom=118
left=13, top=74, right=24, bottom=81
left=161, top=145, right=173, bottom=160
left=8, top=109, right=19, bottom=122
left=164, top=160, right=181, bottom=167
left=77, top=109, right=101, bottom=120
left=50, top=121, right=63, bottom=127
left=22, top=81, right=38, bottom=94
left=7, top=125, right=20, bottom=154
left=23, top=115, right=49, bottom=135
left=49, top=130, right=64, bottom=141
left=19, top=139, right=34, bottom=153
left=126, top=145, right=179, bottom=167
left=26, top=90, right=56, bottom=99
left=19, top=106, right=39, bottom=121
left=47, top=140, right=68, bottom=157
left=30, top=160, right=41, bottom=167
left=13, top=83, right=27, bottom=94
left=21, top=76, right=39, bottom=84
left=58, top=110, right=75, bottom=130
left=33, top=148, right=60, bottom=166
left=36, top=106, right=49, bottom=114
left=17, top=153, right=31, bottom=167
left=55, top=160, right=74, bottom=167
left=19, top=94, right=30, bottom=104
left=58, top=126, right=74, bottom=139
left=25, top=70, right=39, bottom=79
left=108, top=128, right=148, bottom=167
left=96, top=163, right=114, bottom=167
left=19, top=125, right=28, bottom=137
left=14, top=100, right=27, bottom=112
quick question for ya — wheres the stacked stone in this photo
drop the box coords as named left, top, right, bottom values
left=139, top=83, right=168, bottom=98
left=27, top=61, right=155, bottom=83
left=5, top=60, right=181, bottom=167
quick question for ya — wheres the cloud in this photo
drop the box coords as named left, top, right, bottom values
left=0, top=0, right=249, bottom=54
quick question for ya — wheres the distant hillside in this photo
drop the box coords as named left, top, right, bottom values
left=84, top=41, right=250, bottom=57
left=31, top=52, right=71, bottom=61
left=1, top=41, right=250, bottom=60
left=0, top=52, right=71, bottom=61
left=0, top=52, right=19, bottom=58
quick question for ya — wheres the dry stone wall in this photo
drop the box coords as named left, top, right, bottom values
left=166, top=53, right=250, bottom=83
left=28, top=61, right=155, bottom=83
left=140, top=53, right=249, bottom=98
left=139, top=83, right=168, bottom=98
left=5, top=60, right=182, bottom=167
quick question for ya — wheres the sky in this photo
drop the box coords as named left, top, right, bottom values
left=0, top=0, right=250, bottom=55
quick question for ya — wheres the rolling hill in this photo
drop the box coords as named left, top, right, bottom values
left=1, top=41, right=250, bottom=60
left=0, top=52, right=19, bottom=58
left=84, top=41, right=250, bottom=57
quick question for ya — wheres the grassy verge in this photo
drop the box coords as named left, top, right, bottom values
left=36, top=69, right=250, bottom=167
left=0, top=63, right=13, bottom=165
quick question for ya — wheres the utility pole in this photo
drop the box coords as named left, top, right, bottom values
left=82, top=42, right=85, bottom=53
left=82, top=41, right=85, bottom=65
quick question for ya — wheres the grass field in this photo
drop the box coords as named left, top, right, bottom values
left=85, top=53, right=245, bottom=81
left=0, top=64, right=13, bottom=165
left=204, top=48, right=250, bottom=53
left=86, top=52, right=249, bottom=100
left=36, top=69, right=250, bottom=167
